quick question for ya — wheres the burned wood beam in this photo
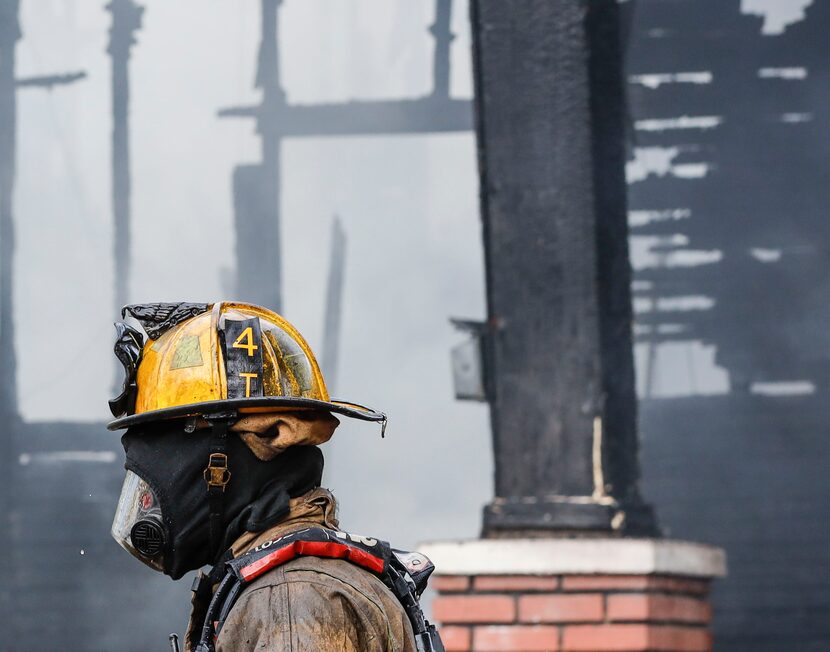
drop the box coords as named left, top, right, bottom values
left=107, top=0, right=143, bottom=317
left=218, top=97, right=472, bottom=136
left=0, top=0, right=21, bottom=636
left=470, top=0, right=656, bottom=536
left=321, top=216, right=347, bottom=392
left=15, top=71, right=86, bottom=89
left=430, top=0, right=454, bottom=99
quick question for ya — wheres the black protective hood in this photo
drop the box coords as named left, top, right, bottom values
left=122, top=421, right=323, bottom=580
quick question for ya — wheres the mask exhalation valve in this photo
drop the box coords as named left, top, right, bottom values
left=131, top=518, right=165, bottom=557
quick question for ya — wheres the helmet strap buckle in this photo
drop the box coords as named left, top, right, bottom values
left=204, top=417, right=234, bottom=562
left=203, top=453, right=231, bottom=490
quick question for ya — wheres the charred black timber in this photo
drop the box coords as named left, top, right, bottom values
left=0, top=1, right=20, bottom=635
left=321, top=217, right=346, bottom=391
left=232, top=163, right=281, bottom=310
left=107, top=0, right=143, bottom=318
left=225, top=0, right=284, bottom=311
left=0, top=1, right=20, bottom=423
left=430, top=0, right=453, bottom=99
left=15, top=71, right=86, bottom=88
left=218, top=97, right=472, bottom=137
left=471, top=0, right=656, bottom=535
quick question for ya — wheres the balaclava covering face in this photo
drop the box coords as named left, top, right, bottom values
left=121, top=420, right=324, bottom=579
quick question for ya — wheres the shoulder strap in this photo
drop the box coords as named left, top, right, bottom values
left=228, top=526, right=390, bottom=582
left=195, top=527, right=444, bottom=652
left=385, top=557, right=445, bottom=652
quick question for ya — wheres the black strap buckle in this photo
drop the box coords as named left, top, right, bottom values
left=203, top=453, right=231, bottom=490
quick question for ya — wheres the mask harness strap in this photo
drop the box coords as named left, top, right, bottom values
left=203, top=413, right=234, bottom=560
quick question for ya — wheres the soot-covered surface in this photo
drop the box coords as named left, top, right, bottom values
left=628, top=1, right=830, bottom=649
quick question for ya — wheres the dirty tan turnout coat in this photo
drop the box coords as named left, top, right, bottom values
left=185, top=489, right=417, bottom=652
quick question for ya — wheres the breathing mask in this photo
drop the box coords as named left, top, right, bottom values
left=111, top=470, right=167, bottom=572
left=110, top=420, right=324, bottom=579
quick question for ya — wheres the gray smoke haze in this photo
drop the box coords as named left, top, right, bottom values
left=15, top=0, right=487, bottom=548
left=8, top=0, right=826, bottom=649
left=13, top=0, right=814, bottom=544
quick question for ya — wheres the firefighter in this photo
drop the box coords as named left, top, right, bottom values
left=107, top=301, right=443, bottom=652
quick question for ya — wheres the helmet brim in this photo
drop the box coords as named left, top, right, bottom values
left=107, top=396, right=386, bottom=431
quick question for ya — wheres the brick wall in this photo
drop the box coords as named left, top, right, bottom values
left=431, top=574, right=713, bottom=652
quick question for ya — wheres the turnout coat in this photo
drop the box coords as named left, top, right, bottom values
left=185, top=488, right=417, bottom=652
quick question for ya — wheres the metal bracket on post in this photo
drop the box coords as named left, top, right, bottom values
left=450, top=319, right=489, bottom=402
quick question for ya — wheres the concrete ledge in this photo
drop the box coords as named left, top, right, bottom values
left=418, top=538, right=727, bottom=578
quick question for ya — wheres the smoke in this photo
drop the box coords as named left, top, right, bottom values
left=741, top=0, right=814, bottom=34
left=14, top=0, right=488, bottom=549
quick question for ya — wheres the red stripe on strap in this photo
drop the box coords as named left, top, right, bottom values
left=239, top=540, right=385, bottom=582
left=239, top=544, right=299, bottom=581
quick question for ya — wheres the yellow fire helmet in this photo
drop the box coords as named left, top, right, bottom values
left=107, top=301, right=386, bottom=431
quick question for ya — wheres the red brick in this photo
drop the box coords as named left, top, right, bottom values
left=519, top=594, right=604, bottom=623
left=562, top=575, right=709, bottom=595
left=563, top=575, right=652, bottom=592
left=564, top=624, right=650, bottom=651
left=434, top=576, right=472, bottom=593
left=473, top=625, right=559, bottom=651
left=649, top=626, right=712, bottom=651
left=433, top=595, right=516, bottom=624
left=440, top=626, right=472, bottom=651
left=475, top=575, right=560, bottom=592
left=607, top=595, right=711, bottom=624
left=649, top=577, right=710, bottom=596
left=563, top=624, right=711, bottom=652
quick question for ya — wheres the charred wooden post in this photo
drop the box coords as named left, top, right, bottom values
left=430, top=0, right=453, bottom=99
left=107, top=0, right=143, bottom=316
left=321, top=216, right=347, bottom=392
left=470, top=0, right=656, bottom=536
left=0, top=2, right=20, bottom=633
left=0, top=2, right=20, bottom=426
left=230, top=0, right=285, bottom=312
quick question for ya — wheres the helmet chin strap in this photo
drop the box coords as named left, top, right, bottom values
left=203, top=412, right=236, bottom=560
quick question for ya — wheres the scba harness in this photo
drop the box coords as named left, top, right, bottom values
left=193, top=527, right=445, bottom=652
